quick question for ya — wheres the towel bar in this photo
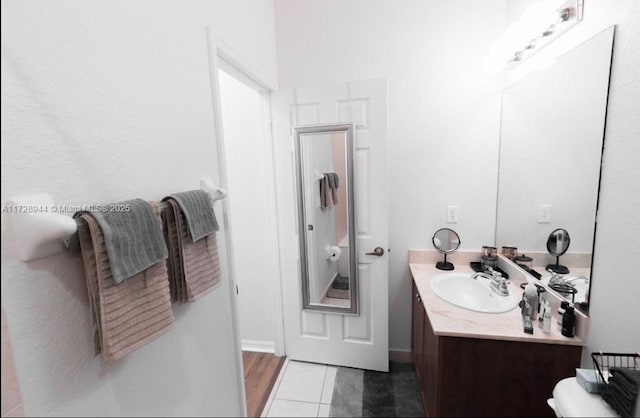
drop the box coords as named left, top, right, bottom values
left=6, top=177, right=226, bottom=261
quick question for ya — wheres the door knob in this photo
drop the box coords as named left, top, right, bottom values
left=365, top=247, right=385, bottom=256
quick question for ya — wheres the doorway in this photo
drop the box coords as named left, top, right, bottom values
left=217, top=64, right=285, bottom=416
left=207, top=32, right=389, bottom=416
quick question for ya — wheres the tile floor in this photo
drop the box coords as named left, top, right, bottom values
left=261, top=359, right=423, bottom=417
left=262, top=359, right=337, bottom=417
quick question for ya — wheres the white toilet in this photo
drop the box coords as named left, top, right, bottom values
left=548, top=377, right=621, bottom=417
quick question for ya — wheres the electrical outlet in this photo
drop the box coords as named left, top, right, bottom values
left=537, top=204, right=552, bottom=223
left=446, top=205, right=458, bottom=223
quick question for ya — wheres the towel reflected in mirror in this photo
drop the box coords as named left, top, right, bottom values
left=320, top=172, right=340, bottom=209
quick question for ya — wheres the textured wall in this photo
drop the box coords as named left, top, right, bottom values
left=1, top=307, right=24, bottom=417
left=1, top=0, right=277, bottom=416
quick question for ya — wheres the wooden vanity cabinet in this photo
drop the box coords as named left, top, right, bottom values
left=411, top=282, right=425, bottom=388
left=411, top=282, right=582, bottom=417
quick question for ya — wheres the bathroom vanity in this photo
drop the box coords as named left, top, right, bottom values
left=410, top=251, right=584, bottom=417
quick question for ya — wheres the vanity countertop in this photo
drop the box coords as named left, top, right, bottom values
left=410, top=250, right=584, bottom=346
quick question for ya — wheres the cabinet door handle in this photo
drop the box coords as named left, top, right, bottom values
left=416, top=293, right=422, bottom=303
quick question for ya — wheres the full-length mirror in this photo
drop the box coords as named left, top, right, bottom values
left=496, top=26, right=615, bottom=313
left=295, top=123, right=358, bottom=314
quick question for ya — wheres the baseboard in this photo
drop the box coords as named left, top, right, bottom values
left=389, top=348, right=412, bottom=363
left=242, top=344, right=410, bottom=360
left=241, top=339, right=275, bottom=353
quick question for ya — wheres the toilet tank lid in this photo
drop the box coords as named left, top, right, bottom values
left=552, top=377, right=618, bottom=417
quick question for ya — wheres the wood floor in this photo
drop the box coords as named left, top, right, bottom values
left=243, top=351, right=285, bottom=417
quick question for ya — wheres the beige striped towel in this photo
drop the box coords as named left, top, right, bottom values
left=163, top=199, right=221, bottom=303
left=77, top=202, right=174, bottom=361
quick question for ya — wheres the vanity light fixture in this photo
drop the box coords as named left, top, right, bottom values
left=483, top=0, right=583, bottom=73
left=508, top=0, right=583, bottom=65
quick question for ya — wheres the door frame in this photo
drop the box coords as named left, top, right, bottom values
left=205, top=27, right=286, bottom=415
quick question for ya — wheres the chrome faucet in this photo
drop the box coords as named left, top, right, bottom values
left=471, top=271, right=494, bottom=281
left=472, top=268, right=509, bottom=296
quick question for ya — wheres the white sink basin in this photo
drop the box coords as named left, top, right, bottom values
left=430, top=272, right=520, bottom=313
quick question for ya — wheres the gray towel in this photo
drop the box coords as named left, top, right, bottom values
left=320, top=175, right=333, bottom=208
left=327, top=172, right=339, bottom=204
left=90, top=199, right=168, bottom=284
left=166, top=190, right=218, bottom=242
left=330, top=172, right=339, bottom=189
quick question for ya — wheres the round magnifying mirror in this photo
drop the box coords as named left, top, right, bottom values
left=546, top=228, right=570, bottom=274
left=432, top=228, right=461, bottom=270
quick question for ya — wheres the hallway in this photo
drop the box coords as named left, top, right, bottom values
left=243, top=352, right=285, bottom=417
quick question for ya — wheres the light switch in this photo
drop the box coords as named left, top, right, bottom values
left=538, top=204, right=552, bottom=223
left=446, top=206, right=458, bottom=223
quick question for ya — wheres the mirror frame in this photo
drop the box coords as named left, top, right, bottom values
left=546, top=228, right=571, bottom=257
left=432, top=228, right=461, bottom=271
left=432, top=228, right=461, bottom=254
left=294, top=123, right=358, bottom=315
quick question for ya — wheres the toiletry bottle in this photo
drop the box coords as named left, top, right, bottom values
left=537, top=296, right=544, bottom=328
left=524, top=278, right=538, bottom=320
left=519, top=296, right=533, bottom=334
left=561, top=305, right=576, bottom=337
left=538, top=296, right=546, bottom=329
left=543, top=301, right=552, bottom=334
left=557, top=300, right=569, bottom=328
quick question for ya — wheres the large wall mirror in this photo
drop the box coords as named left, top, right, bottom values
left=294, top=123, right=358, bottom=315
left=496, top=26, right=615, bottom=314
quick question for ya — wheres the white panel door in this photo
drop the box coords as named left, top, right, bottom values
left=271, top=79, right=388, bottom=372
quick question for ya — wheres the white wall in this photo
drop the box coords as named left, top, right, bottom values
left=1, top=0, right=277, bottom=416
left=273, top=0, right=507, bottom=352
left=218, top=70, right=277, bottom=352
